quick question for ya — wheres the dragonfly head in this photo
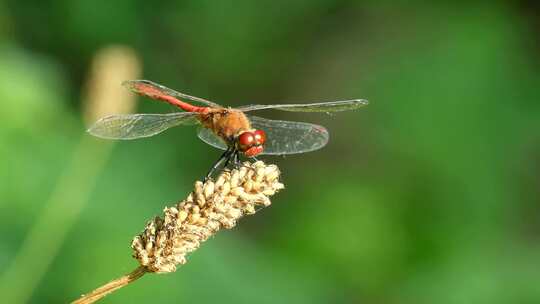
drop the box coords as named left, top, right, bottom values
left=237, top=129, right=266, bottom=157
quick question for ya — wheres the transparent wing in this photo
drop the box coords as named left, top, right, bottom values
left=196, top=116, right=330, bottom=155
left=87, top=112, right=198, bottom=140
left=123, top=80, right=222, bottom=107
left=237, top=99, right=368, bottom=113
left=249, top=115, right=329, bottom=155
left=197, top=126, right=228, bottom=151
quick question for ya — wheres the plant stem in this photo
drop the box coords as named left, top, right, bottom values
left=72, top=266, right=147, bottom=304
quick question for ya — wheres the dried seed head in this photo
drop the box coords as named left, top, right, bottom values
left=131, top=161, right=284, bottom=273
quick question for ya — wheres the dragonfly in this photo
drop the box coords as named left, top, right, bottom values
left=88, top=80, right=368, bottom=179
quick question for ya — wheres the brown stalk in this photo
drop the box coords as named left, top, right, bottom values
left=72, top=161, right=283, bottom=303
left=72, top=267, right=147, bottom=304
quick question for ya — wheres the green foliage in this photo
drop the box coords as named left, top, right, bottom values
left=1, top=1, right=539, bottom=303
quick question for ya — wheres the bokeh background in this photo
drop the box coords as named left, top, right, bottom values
left=1, top=1, right=540, bottom=303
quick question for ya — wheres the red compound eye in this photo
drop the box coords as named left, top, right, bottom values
left=253, top=129, right=266, bottom=145
left=238, top=132, right=255, bottom=151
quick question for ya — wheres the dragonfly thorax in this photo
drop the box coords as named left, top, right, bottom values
left=199, top=109, right=251, bottom=140
left=198, top=108, right=265, bottom=156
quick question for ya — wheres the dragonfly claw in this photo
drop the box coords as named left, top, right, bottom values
left=232, top=163, right=242, bottom=171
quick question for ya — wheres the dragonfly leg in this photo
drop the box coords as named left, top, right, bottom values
left=223, top=149, right=236, bottom=169
left=232, top=150, right=243, bottom=170
left=204, top=148, right=234, bottom=182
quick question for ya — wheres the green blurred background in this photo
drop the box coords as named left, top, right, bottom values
left=1, top=1, right=540, bottom=303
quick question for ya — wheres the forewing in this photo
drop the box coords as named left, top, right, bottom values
left=238, top=99, right=368, bottom=113
left=123, top=80, right=222, bottom=107
left=197, top=126, right=228, bottom=151
left=87, top=112, right=198, bottom=140
left=249, top=115, right=329, bottom=155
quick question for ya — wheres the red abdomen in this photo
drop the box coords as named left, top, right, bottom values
left=130, top=82, right=209, bottom=113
